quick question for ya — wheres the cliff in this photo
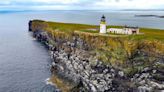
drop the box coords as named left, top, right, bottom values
left=29, top=20, right=164, bottom=92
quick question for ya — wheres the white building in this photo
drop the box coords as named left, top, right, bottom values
left=99, top=15, right=139, bottom=35
left=107, top=26, right=139, bottom=35
left=100, top=15, right=107, bottom=34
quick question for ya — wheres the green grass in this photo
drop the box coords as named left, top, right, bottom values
left=31, top=20, right=164, bottom=75
left=124, top=28, right=164, bottom=41
left=32, top=20, right=164, bottom=41
left=47, top=21, right=98, bottom=31
left=79, top=30, right=99, bottom=33
left=47, top=21, right=164, bottom=41
left=107, top=25, right=124, bottom=29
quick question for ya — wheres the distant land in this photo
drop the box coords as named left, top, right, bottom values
left=121, top=9, right=164, bottom=11
left=135, top=14, right=164, bottom=18
left=0, top=10, right=32, bottom=13
left=1, top=9, right=164, bottom=13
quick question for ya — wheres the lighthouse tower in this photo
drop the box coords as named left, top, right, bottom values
left=100, top=15, right=107, bottom=34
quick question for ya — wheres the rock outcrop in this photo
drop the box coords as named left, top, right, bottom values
left=29, top=20, right=164, bottom=92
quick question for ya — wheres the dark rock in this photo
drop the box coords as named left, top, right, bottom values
left=30, top=24, right=164, bottom=91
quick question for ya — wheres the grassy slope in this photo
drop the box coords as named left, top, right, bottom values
left=47, top=21, right=98, bottom=32
left=31, top=20, right=164, bottom=76
left=47, top=21, right=164, bottom=41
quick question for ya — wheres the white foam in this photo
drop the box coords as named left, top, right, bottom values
left=45, top=78, right=55, bottom=86
left=31, top=38, right=37, bottom=41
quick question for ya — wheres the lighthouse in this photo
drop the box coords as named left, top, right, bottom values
left=100, top=15, right=107, bottom=34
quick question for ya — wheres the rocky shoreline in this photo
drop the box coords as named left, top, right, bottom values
left=29, top=20, right=164, bottom=92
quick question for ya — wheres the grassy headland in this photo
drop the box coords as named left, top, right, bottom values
left=48, top=21, right=164, bottom=41
left=31, top=20, right=164, bottom=75
left=30, top=20, right=164, bottom=91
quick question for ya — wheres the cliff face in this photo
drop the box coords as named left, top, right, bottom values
left=29, top=20, right=164, bottom=92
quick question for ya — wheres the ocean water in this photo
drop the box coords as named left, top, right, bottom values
left=0, top=10, right=164, bottom=92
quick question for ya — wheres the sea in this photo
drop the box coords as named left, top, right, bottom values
left=0, top=10, right=164, bottom=92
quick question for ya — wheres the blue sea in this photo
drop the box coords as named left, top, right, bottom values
left=0, top=10, right=164, bottom=92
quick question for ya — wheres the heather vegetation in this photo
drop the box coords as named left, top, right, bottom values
left=30, top=20, right=164, bottom=91
left=31, top=20, right=164, bottom=75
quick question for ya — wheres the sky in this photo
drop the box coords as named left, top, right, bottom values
left=0, top=0, right=164, bottom=10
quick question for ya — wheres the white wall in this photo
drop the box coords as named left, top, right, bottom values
left=100, top=24, right=106, bottom=33
left=107, top=28, right=139, bottom=35
left=107, top=28, right=124, bottom=34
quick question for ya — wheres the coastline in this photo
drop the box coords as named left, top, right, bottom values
left=29, top=20, right=164, bottom=92
left=46, top=75, right=74, bottom=92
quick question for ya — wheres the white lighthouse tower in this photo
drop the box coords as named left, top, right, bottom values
left=100, top=15, right=107, bottom=34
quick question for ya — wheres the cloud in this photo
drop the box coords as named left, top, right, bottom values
left=0, top=0, right=164, bottom=10
left=0, top=1, right=11, bottom=5
left=94, top=0, right=164, bottom=9
left=34, top=0, right=79, bottom=4
left=0, top=0, right=80, bottom=5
